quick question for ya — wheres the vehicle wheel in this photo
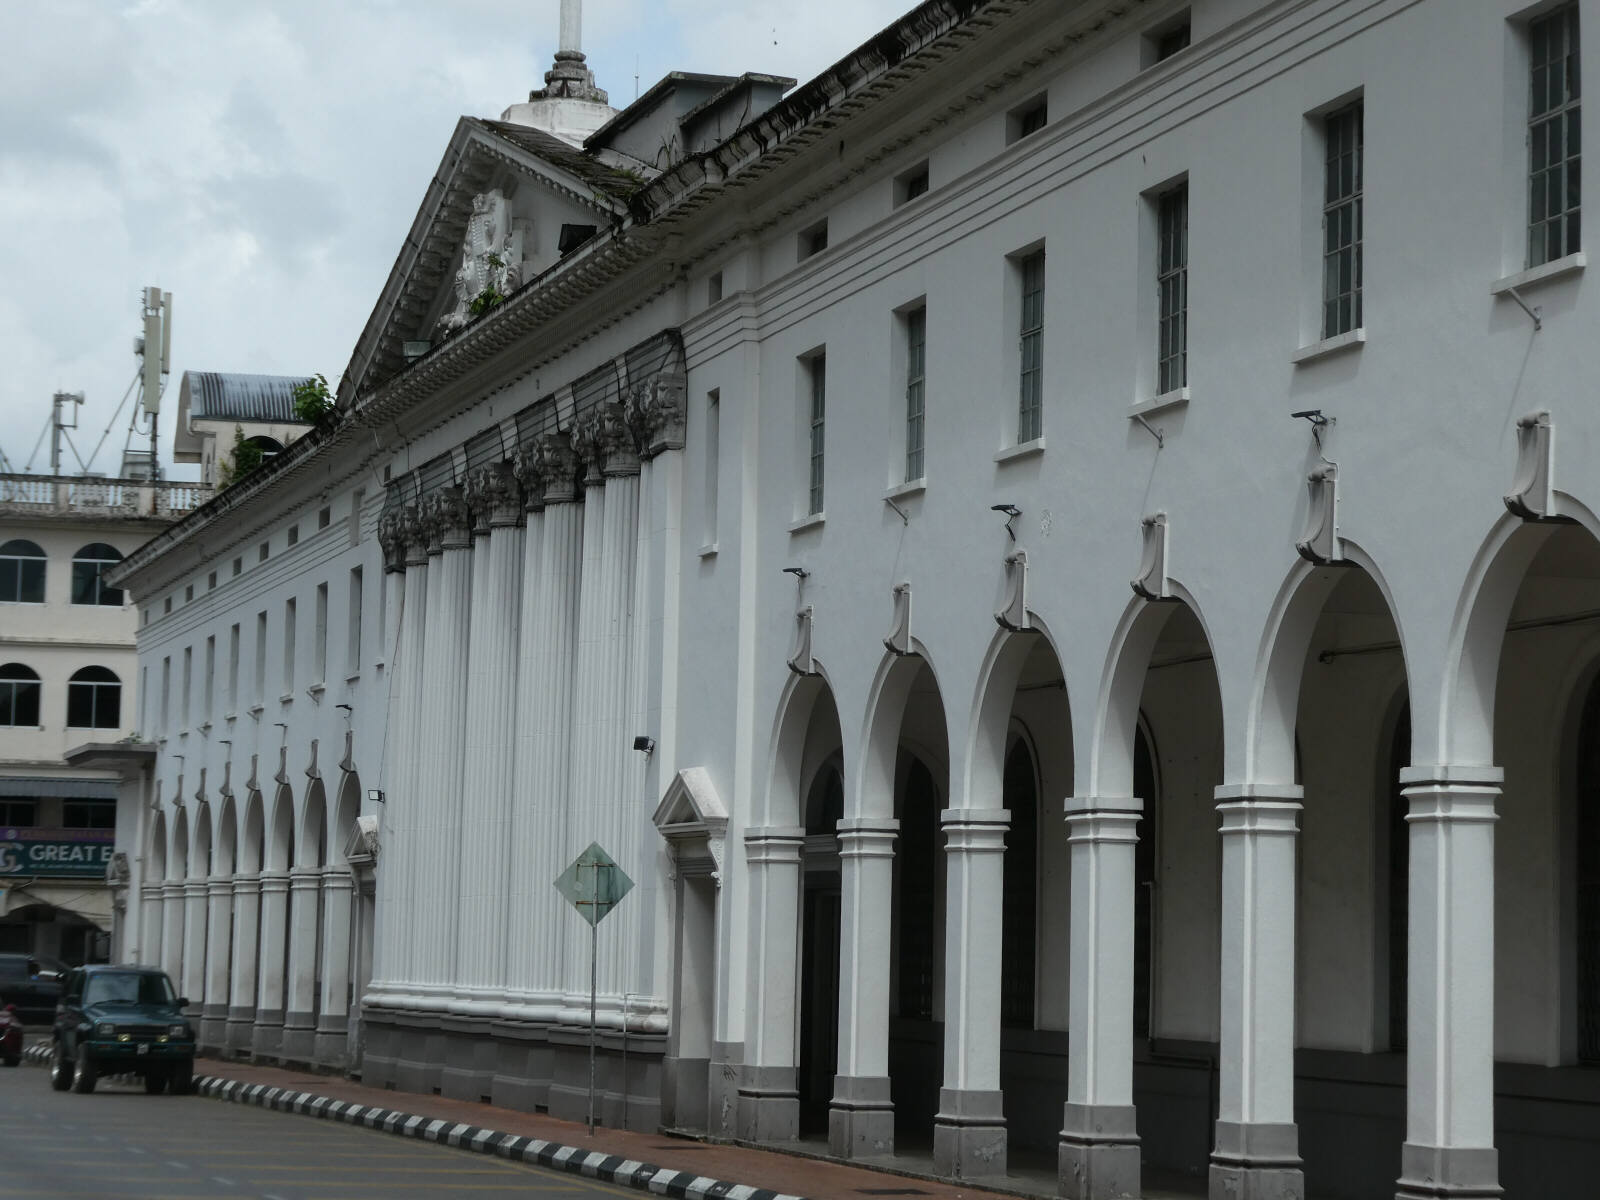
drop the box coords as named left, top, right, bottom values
left=143, top=1069, right=168, bottom=1095
left=49, top=1042, right=72, bottom=1092
left=168, top=1058, right=194, bottom=1095
left=71, top=1049, right=97, bottom=1094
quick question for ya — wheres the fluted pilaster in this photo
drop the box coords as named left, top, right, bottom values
left=283, top=865, right=323, bottom=1058
left=160, top=879, right=184, bottom=984
left=253, top=869, right=290, bottom=1057
left=227, top=873, right=260, bottom=1052
left=201, top=877, right=233, bottom=1047
left=181, top=878, right=207, bottom=1008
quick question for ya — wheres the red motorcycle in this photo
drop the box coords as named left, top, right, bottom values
left=0, top=1004, right=22, bottom=1067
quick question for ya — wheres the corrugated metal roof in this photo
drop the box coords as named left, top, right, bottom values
left=0, top=776, right=117, bottom=800
left=182, top=371, right=316, bottom=424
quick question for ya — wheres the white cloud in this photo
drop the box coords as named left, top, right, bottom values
left=0, top=0, right=910, bottom=475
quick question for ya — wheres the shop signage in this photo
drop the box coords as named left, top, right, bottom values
left=0, top=828, right=115, bottom=878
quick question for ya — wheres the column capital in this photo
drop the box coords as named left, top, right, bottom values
left=231, top=873, right=261, bottom=895
left=320, top=866, right=355, bottom=891
left=744, top=826, right=806, bottom=863
left=377, top=507, right=408, bottom=574
left=1065, top=794, right=1143, bottom=814
left=940, top=807, right=1009, bottom=853
left=463, top=461, right=524, bottom=530
left=522, top=431, right=581, bottom=505
left=288, top=866, right=322, bottom=889
left=1399, top=768, right=1502, bottom=826
left=399, top=504, right=430, bottom=568
left=1214, top=783, right=1304, bottom=803
left=1216, top=798, right=1302, bottom=837
left=1397, top=764, right=1504, bottom=788
left=837, top=817, right=898, bottom=857
left=420, top=486, right=472, bottom=552
left=258, top=869, right=291, bottom=893
left=205, top=878, right=233, bottom=898
left=1065, top=809, right=1140, bottom=845
left=182, top=879, right=208, bottom=898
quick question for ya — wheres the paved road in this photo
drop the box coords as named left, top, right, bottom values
left=0, top=1064, right=635, bottom=1199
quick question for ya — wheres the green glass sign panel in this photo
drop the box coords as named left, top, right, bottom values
left=553, top=841, right=634, bottom=927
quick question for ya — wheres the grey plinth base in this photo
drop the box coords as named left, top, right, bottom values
left=736, top=1065, right=799, bottom=1143
left=280, top=1017, right=317, bottom=1064
left=1395, top=1144, right=1502, bottom=1198
left=829, top=1075, right=895, bottom=1159
left=224, top=1014, right=255, bottom=1054
left=1059, top=1103, right=1140, bottom=1200
left=706, top=1042, right=743, bottom=1139
left=313, top=1016, right=349, bottom=1070
left=251, top=1010, right=285, bottom=1059
left=933, top=1087, right=1007, bottom=1179
left=1210, top=1121, right=1303, bottom=1200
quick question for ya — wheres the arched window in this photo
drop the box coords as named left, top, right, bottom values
left=0, top=663, right=42, bottom=727
left=66, top=666, right=121, bottom=729
left=243, top=435, right=284, bottom=462
left=0, top=540, right=46, bottom=604
left=71, top=543, right=123, bottom=606
left=1001, top=732, right=1039, bottom=1029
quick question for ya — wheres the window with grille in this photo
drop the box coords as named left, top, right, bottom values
left=1157, top=184, right=1189, bottom=395
left=0, top=540, right=46, bottom=604
left=1528, top=3, right=1581, bottom=267
left=905, top=307, right=927, bottom=482
left=0, top=663, right=41, bottom=727
left=1018, top=251, right=1045, bottom=443
left=1323, top=102, right=1364, bottom=337
left=71, top=543, right=124, bottom=606
left=66, top=666, right=121, bottom=729
left=807, top=355, right=827, bottom=515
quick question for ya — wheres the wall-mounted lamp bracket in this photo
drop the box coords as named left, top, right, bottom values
left=885, top=497, right=910, bottom=525
left=1503, top=285, right=1543, bottom=331
left=1133, top=413, right=1164, bottom=449
left=991, top=503, right=1021, bottom=542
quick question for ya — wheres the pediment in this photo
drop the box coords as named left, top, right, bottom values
left=340, top=117, right=645, bottom=404
left=652, top=766, right=728, bottom=836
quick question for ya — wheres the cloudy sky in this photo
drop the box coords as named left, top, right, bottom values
left=0, top=0, right=909, bottom=478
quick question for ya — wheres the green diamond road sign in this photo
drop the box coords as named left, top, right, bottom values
left=553, top=842, right=634, bottom=927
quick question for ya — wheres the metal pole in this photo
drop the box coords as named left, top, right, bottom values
left=588, top=913, right=597, bottom=1136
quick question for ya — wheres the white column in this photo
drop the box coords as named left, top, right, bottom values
left=202, top=877, right=233, bottom=1049
left=415, top=488, right=474, bottom=998
left=828, top=818, right=898, bottom=1158
left=453, top=465, right=524, bottom=1011
left=1059, top=799, right=1142, bottom=1200
left=283, top=865, right=322, bottom=1057
left=1210, top=786, right=1304, bottom=1199
left=139, top=883, right=163, bottom=967
left=253, top=869, right=289, bottom=1056
left=934, top=809, right=1010, bottom=1178
left=739, top=827, right=806, bottom=1142
left=181, top=878, right=207, bottom=1009
left=596, top=460, right=639, bottom=1001
left=315, top=867, right=354, bottom=1065
left=160, top=879, right=184, bottom=984
left=1396, top=769, right=1502, bottom=1200
left=227, top=873, right=260, bottom=1052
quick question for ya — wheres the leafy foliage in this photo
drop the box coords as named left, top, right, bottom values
left=469, top=287, right=505, bottom=317
left=292, top=373, right=336, bottom=425
left=216, top=425, right=263, bottom=489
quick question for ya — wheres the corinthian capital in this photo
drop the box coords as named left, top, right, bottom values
left=377, top=508, right=408, bottom=574
left=464, top=461, right=524, bottom=530
left=625, top=371, right=687, bottom=457
left=420, top=486, right=472, bottom=551
left=398, top=504, right=430, bottom=567
left=533, top=432, right=580, bottom=503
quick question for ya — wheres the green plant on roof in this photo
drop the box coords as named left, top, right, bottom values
left=469, top=286, right=506, bottom=317
left=292, top=373, right=336, bottom=425
left=216, top=425, right=263, bottom=489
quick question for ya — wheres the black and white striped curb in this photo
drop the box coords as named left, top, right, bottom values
left=20, top=1048, right=807, bottom=1200
left=194, top=1077, right=808, bottom=1200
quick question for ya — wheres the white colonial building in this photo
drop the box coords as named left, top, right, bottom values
left=111, top=2, right=1600, bottom=1198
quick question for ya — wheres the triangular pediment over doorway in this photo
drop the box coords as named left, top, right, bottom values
left=340, top=116, right=646, bottom=403
left=653, top=767, right=728, bottom=838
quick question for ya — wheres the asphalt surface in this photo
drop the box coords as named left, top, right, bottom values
left=0, top=1064, right=638, bottom=1200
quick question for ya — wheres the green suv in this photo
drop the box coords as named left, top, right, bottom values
left=51, top=965, right=196, bottom=1095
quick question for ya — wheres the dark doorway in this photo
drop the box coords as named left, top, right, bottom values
left=799, top=761, right=843, bottom=1134
left=1002, top=735, right=1038, bottom=1028
left=1387, top=704, right=1411, bottom=1051
left=1134, top=722, right=1157, bottom=1039
left=1577, top=680, right=1600, bottom=1062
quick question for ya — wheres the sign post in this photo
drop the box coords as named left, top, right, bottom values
left=553, top=842, right=634, bottom=1135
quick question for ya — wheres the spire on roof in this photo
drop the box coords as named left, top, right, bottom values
left=499, top=0, right=614, bottom=145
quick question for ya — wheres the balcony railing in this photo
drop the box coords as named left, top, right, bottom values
left=0, top=474, right=213, bottom=520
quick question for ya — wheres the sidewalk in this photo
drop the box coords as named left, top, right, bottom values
left=189, top=1056, right=1039, bottom=1200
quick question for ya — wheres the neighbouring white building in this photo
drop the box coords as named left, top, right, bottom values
left=172, top=371, right=318, bottom=488
left=109, top=2, right=1600, bottom=1198
left=0, top=470, right=209, bottom=965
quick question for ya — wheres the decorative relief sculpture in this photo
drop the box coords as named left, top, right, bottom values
left=996, top=550, right=1030, bottom=631
left=534, top=431, right=581, bottom=503
left=885, top=582, right=912, bottom=655
left=1295, top=464, right=1342, bottom=564
left=1131, top=512, right=1170, bottom=601
left=399, top=504, right=430, bottom=565
left=625, top=371, right=688, bottom=456
left=788, top=605, right=818, bottom=676
left=1505, top=410, right=1554, bottom=521
left=569, top=410, right=605, bottom=485
left=597, top=400, right=640, bottom=476
left=436, top=189, right=532, bottom=336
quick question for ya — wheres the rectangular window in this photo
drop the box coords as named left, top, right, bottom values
left=349, top=488, right=365, bottom=548
left=896, top=162, right=930, bottom=206
left=708, top=272, right=723, bottom=304
left=1157, top=184, right=1189, bottom=394
left=287, top=524, right=299, bottom=547
left=807, top=355, right=827, bottom=515
left=703, top=391, right=720, bottom=546
left=1144, top=12, right=1192, bottom=66
left=254, top=611, right=267, bottom=704
left=347, top=568, right=363, bottom=676
left=1322, top=102, right=1364, bottom=337
left=228, top=623, right=240, bottom=710
left=1018, top=251, right=1045, bottom=443
left=139, top=665, right=148, bottom=734
left=184, top=584, right=193, bottom=603
left=313, top=582, right=328, bottom=683
left=232, top=556, right=242, bottom=577
left=181, top=646, right=192, bottom=727
left=0, top=800, right=38, bottom=827
left=799, top=221, right=829, bottom=261
left=283, top=598, right=297, bottom=693
left=905, top=307, right=927, bottom=482
left=317, top=506, right=331, bottom=530
left=207, top=571, right=217, bottom=591
left=1529, top=2, right=1582, bottom=266
left=63, top=800, right=115, bottom=829
left=1008, top=95, right=1048, bottom=144
left=160, top=656, right=171, bottom=733
left=203, top=635, right=215, bottom=715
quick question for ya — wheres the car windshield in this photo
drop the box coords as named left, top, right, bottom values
left=82, top=972, right=175, bottom=1007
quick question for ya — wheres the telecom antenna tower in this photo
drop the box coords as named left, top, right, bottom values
left=136, top=286, right=172, bottom=480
